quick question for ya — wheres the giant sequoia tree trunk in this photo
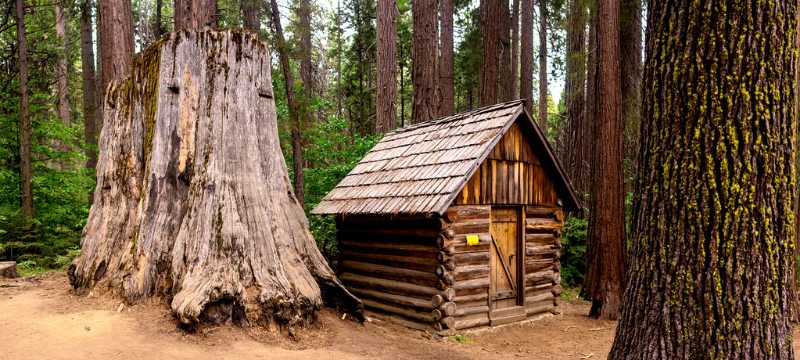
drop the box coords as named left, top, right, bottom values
left=619, top=0, right=641, bottom=195
left=412, top=0, right=437, bottom=123
left=564, top=0, right=585, bottom=197
left=609, top=0, right=796, bottom=358
left=480, top=0, right=500, bottom=107
left=519, top=0, right=533, bottom=112
left=585, top=0, right=625, bottom=320
left=537, top=0, right=547, bottom=131
left=376, top=0, right=397, bottom=132
left=81, top=0, right=100, bottom=170
left=98, top=0, right=134, bottom=91
left=68, top=29, right=362, bottom=329
left=438, top=0, right=455, bottom=117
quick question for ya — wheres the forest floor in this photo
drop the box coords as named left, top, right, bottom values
left=3, top=273, right=799, bottom=360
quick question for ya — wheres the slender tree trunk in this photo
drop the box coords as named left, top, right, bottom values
left=438, top=0, right=454, bottom=116
left=337, top=0, right=343, bottom=119
left=400, top=47, right=406, bottom=126
left=15, top=0, right=33, bottom=219
left=269, top=0, right=305, bottom=205
left=298, top=0, right=313, bottom=96
left=155, top=0, right=164, bottom=36
left=564, top=0, right=586, bottom=198
left=579, top=2, right=598, bottom=299
left=537, top=0, right=547, bottom=131
left=510, top=0, right=519, bottom=98
left=241, top=0, right=261, bottom=33
left=499, top=0, right=512, bottom=102
left=55, top=0, right=70, bottom=126
left=519, top=0, right=533, bottom=112
left=81, top=0, right=100, bottom=170
left=585, top=0, right=624, bottom=320
left=609, top=0, right=797, bottom=357
left=295, top=0, right=314, bottom=202
left=174, top=0, right=217, bottom=30
left=620, top=0, right=641, bottom=194
left=412, top=0, right=437, bottom=123
left=98, top=0, right=134, bottom=92
left=376, top=0, right=397, bottom=132
left=480, top=0, right=500, bottom=106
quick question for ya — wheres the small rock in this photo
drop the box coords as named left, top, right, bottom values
left=85, top=326, right=91, bottom=331
left=117, top=303, right=125, bottom=313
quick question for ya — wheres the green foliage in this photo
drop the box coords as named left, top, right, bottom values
left=450, top=335, right=471, bottom=344
left=560, top=216, right=587, bottom=287
left=303, top=117, right=380, bottom=259
left=0, top=1, right=95, bottom=271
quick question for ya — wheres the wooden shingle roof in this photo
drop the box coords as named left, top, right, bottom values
left=311, top=100, right=580, bottom=215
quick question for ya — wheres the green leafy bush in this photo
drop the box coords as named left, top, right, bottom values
left=285, top=114, right=380, bottom=262
left=560, top=216, right=588, bottom=287
left=0, top=88, right=94, bottom=271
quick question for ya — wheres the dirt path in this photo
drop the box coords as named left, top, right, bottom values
left=2, top=273, right=797, bottom=359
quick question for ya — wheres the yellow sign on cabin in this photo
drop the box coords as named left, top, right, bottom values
left=466, top=234, right=479, bottom=246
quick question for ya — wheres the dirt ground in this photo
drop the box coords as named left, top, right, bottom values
left=1, top=273, right=797, bottom=359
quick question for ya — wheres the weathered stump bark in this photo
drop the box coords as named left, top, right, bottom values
left=68, top=29, right=362, bottom=329
left=0, top=262, right=18, bottom=278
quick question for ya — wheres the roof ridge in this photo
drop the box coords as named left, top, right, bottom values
left=388, top=100, right=524, bottom=135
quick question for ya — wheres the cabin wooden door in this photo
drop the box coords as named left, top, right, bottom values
left=489, top=207, right=525, bottom=324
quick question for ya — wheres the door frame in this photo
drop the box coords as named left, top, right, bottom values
left=489, top=205, right=525, bottom=308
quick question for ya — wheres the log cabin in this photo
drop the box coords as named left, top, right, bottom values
left=312, top=100, right=580, bottom=333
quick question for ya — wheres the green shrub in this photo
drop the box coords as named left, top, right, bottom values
left=560, top=216, right=588, bottom=287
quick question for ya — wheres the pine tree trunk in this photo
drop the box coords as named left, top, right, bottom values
left=537, top=0, right=547, bottom=131
left=519, top=0, right=533, bottom=112
left=377, top=0, right=397, bottom=132
left=510, top=0, right=519, bottom=98
left=585, top=0, right=625, bottom=320
left=156, top=0, right=164, bottom=37
left=609, top=0, right=796, bottom=357
left=268, top=0, right=305, bottom=206
left=68, top=29, right=363, bottom=328
left=412, top=0, right=437, bottom=123
left=15, top=0, right=33, bottom=219
left=480, top=0, right=500, bottom=106
left=174, top=0, right=217, bottom=31
left=337, top=0, right=343, bottom=119
left=564, top=0, right=586, bottom=199
left=55, top=0, right=70, bottom=126
left=241, top=0, right=261, bottom=34
left=98, top=0, right=134, bottom=91
left=438, top=0, right=455, bottom=117
left=620, top=0, right=641, bottom=195
left=81, top=0, right=100, bottom=170
left=298, top=0, right=314, bottom=96
left=499, top=0, right=512, bottom=102
left=579, top=2, right=597, bottom=300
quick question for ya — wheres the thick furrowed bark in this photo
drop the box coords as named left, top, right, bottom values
left=609, top=1, right=797, bottom=358
left=69, top=29, right=362, bottom=329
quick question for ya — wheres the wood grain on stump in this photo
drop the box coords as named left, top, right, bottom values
left=68, top=29, right=362, bottom=329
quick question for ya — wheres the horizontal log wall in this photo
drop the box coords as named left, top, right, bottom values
left=441, top=205, right=493, bottom=330
left=336, top=216, right=453, bottom=331
left=524, top=205, right=563, bottom=316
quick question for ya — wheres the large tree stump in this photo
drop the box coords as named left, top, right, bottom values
left=68, top=29, right=362, bottom=329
